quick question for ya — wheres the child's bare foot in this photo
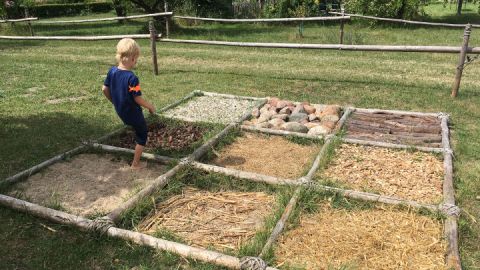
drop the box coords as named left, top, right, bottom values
left=131, top=161, right=147, bottom=170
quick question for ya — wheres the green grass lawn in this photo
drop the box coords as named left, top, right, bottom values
left=0, top=12, right=479, bottom=270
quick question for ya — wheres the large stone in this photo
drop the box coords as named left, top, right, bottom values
left=304, top=104, right=316, bottom=115
left=257, top=111, right=275, bottom=123
left=276, top=100, right=289, bottom=110
left=255, top=122, right=273, bottom=129
left=279, top=106, right=292, bottom=115
left=304, top=122, right=321, bottom=129
left=289, top=113, right=308, bottom=123
left=316, top=105, right=341, bottom=119
left=292, top=104, right=307, bottom=114
left=308, top=125, right=330, bottom=136
left=260, top=104, right=272, bottom=114
left=269, top=118, right=285, bottom=128
left=321, top=114, right=340, bottom=123
left=321, top=120, right=337, bottom=130
left=313, top=104, right=326, bottom=112
left=268, top=97, right=280, bottom=107
left=272, top=113, right=289, bottom=121
left=308, top=113, right=318, bottom=122
left=282, top=122, right=309, bottom=133
left=252, top=108, right=260, bottom=118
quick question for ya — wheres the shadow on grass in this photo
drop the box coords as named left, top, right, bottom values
left=0, top=112, right=113, bottom=179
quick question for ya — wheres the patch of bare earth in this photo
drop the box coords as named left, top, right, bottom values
left=275, top=204, right=446, bottom=270
left=212, top=133, right=320, bottom=179
left=10, top=153, right=167, bottom=217
left=137, top=187, right=275, bottom=251
left=320, top=144, right=443, bottom=204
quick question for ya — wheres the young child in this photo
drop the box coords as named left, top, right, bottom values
left=102, top=38, right=156, bottom=169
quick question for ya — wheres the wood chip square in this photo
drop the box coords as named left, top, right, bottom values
left=137, top=187, right=275, bottom=251
left=276, top=204, right=446, bottom=270
left=211, top=133, right=321, bottom=179
left=8, top=153, right=168, bottom=217
left=318, top=144, right=443, bottom=204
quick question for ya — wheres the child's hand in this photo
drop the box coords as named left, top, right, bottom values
left=148, top=106, right=156, bottom=115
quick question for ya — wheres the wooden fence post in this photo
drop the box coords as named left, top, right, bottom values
left=25, top=9, right=34, bottom=36
left=451, top=23, right=471, bottom=97
left=339, top=7, right=345, bottom=44
left=164, top=1, right=170, bottom=38
left=149, top=21, right=159, bottom=75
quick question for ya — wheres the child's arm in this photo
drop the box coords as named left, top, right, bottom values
left=102, top=85, right=112, bottom=103
left=134, top=96, right=156, bottom=114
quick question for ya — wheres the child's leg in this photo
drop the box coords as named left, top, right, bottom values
left=131, top=143, right=145, bottom=168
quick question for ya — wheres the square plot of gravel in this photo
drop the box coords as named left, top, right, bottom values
left=137, top=186, right=275, bottom=251
left=8, top=153, right=168, bottom=217
left=318, top=144, right=443, bottom=204
left=107, top=121, right=209, bottom=157
left=275, top=204, right=446, bottom=270
left=211, top=132, right=321, bottom=179
left=163, top=95, right=258, bottom=124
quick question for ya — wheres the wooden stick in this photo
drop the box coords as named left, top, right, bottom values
left=342, top=138, right=445, bottom=153
left=240, top=125, right=324, bottom=140
left=173, top=15, right=350, bottom=23
left=24, top=9, right=34, bottom=36
left=333, top=107, right=354, bottom=133
left=200, top=91, right=267, bottom=101
left=191, top=161, right=301, bottom=186
left=451, top=24, right=471, bottom=97
left=329, top=11, right=480, bottom=28
left=259, top=186, right=302, bottom=258
left=3, top=145, right=87, bottom=184
left=0, top=34, right=161, bottom=41
left=164, top=1, right=170, bottom=38
left=34, top=12, right=173, bottom=24
left=160, top=39, right=480, bottom=54
left=339, top=8, right=345, bottom=44
left=0, top=194, right=91, bottom=230
left=149, top=21, right=159, bottom=75
left=355, top=107, right=441, bottom=117
left=440, top=115, right=456, bottom=206
left=91, top=143, right=175, bottom=164
left=107, top=163, right=184, bottom=222
left=444, top=216, right=462, bottom=270
left=0, top=17, right=38, bottom=23
left=190, top=124, right=237, bottom=161
left=159, top=90, right=198, bottom=113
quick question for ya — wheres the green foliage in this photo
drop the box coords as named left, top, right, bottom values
left=344, top=0, right=424, bottom=20
left=28, top=2, right=113, bottom=18
left=262, top=0, right=341, bottom=18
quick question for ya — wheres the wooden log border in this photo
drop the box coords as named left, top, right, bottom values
left=160, top=39, right=480, bottom=54
left=0, top=17, right=38, bottom=23
left=0, top=194, right=279, bottom=270
left=173, top=15, right=350, bottom=23
left=91, top=143, right=175, bottom=164
left=342, top=137, right=445, bottom=153
left=329, top=11, right=480, bottom=28
left=200, top=90, right=267, bottom=101
left=240, top=125, right=324, bottom=140
left=34, top=12, right=173, bottom=25
left=0, top=34, right=161, bottom=41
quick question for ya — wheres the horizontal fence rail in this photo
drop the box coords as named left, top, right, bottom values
left=159, top=38, right=480, bottom=54
left=0, top=17, right=38, bottom=23
left=0, top=34, right=161, bottom=40
left=329, top=11, right=480, bottom=28
left=34, top=12, right=173, bottom=24
left=173, top=15, right=350, bottom=23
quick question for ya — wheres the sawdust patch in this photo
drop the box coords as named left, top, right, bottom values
left=137, top=186, right=275, bottom=251
left=319, top=144, right=443, bottom=204
left=212, top=133, right=320, bottom=179
left=9, top=153, right=167, bottom=217
left=276, top=204, right=446, bottom=270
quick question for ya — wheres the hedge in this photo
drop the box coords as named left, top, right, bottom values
left=6, top=2, right=113, bottom=19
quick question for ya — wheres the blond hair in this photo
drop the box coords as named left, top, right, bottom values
left=115, top=38, right=140, bottom=63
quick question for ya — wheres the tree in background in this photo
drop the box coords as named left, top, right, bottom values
left=127, top=0, right=233, bottom=17
left=344, top=0, right=423, bottom=19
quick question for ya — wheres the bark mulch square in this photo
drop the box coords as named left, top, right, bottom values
left=318, top=144, right=444, bottom=204
left=275, top=204, right=446, bottom=270
left=345, top=111, right=442, bottom=147
left=211, top=132, right=321, bottom=179
left=8, top=153, right=168, bottom=217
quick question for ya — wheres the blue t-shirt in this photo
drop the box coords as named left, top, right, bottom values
left=104, top=66, right=142, bottom=117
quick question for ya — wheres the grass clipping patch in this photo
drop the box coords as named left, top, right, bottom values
left=320, top=144, right=443, bottom=204
left=9, top=153, right=167, bottom=217
left=212, top=133, right=320, bottom=179
left=137, top=187, right=275, bottom=251
left=276, top=204, right=446, bottom=270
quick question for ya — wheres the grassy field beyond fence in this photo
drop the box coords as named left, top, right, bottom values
left=1, top=9, right=479, bottom=269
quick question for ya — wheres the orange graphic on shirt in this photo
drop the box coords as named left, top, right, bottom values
left=129, top=85, right=141, bottom=92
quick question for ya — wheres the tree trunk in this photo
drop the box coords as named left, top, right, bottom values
left=457, top=0, right=463, bottom=15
